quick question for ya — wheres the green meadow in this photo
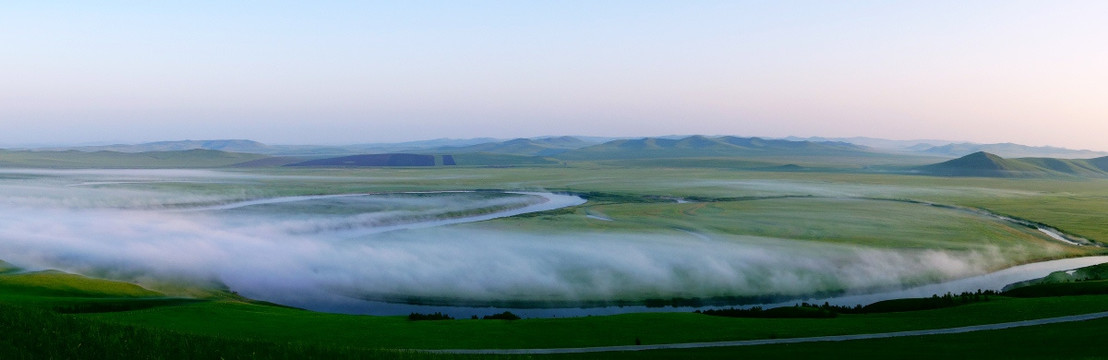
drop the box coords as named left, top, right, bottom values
left=3, top=155, right=1108, bottom=358
left=4, top=268, right=1108, bottom=359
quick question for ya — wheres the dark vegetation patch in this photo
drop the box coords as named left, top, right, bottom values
left=407, top=312, right=453, bottom=321
left=697, top=305, right=837, bottom=319
left=698, top=291, right=999, bottom=318
left=860, top=291, right=998, bottom=313
left=482, top=311, right=521, bottom=320
left=287, top=153, right=436, bottom=167
left=408, top=311, right=524, bottom=321
left=441, top=154, right=456, bottom=165
left=643, top=292, right=843, bottom=309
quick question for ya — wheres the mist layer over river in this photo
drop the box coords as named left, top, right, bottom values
left=0, top=169, right=1087, bottom=317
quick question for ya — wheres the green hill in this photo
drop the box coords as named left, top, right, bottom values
left=448, top=152, right=561, bottom=166
left=0, top=149, right=271, bottom=168
left=918, top=142, right=1108, bottom=158
left=555, top=135, right=874, bottom=161
left=0, top=260, right=15, bottom=274
left=286, top=153, right=437, bottom=167
left=283, top=152, right=560, bottom=167
left=0, top=271, right=164, bottom=298
left=49, top=139, right=272, bottom=153
left=916, top=152, right=1108, bottom=178
left=438, top=136, right=594, bottom=156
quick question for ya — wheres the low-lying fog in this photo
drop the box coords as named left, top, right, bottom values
left=0, top=170, right=1010, bottom=312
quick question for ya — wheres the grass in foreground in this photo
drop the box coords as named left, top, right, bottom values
left=5, top=262, right=1108, bottom=358
left=0, top=303, right=448, bottom=360
left=542, top=317, right=1108, bottom=360
left=77, top=294, right=1108, bottom=350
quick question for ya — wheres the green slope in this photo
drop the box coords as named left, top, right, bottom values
left=1018, top=157, right=1108, bottom=177
left=0, top=260, right=15, bottom=274
left=443, top=137, right=592, bottom=156
left=6, top=259, right=1108, bottom=359
left=555, top=136, right=876, bottom=161
left=0, top=271, right=164, bottom=298
left=449, top=152, right=561, bottom=166
left=918, top=142, right=1108, bottom=158
left=916, top=152, right=1108, bottom=178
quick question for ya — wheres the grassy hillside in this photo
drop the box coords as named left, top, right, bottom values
left=916, top=152, right=1108, bottom=178
left=438, top=137, right=593, bottom=156
left=0, top=260, right=13, bottom=272
left=0, top=271, right=163, bottom=298
left=1002, top=262, right=1108, bottom=296
left=0, top=149, right=270, bottom=168
left=916, top=152, right=1044, bottom=177
left=555, top=136, right=878, bottom=161
left=918, top=142, right=1108, bottom=158
left=287, top=153, right=438, bottom=167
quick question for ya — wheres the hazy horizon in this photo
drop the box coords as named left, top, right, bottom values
left=5, top=133, right=1107, bottom=154
left=4, top=1, right=1107, bottom=151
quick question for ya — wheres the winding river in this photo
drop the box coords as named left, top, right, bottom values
left=314, top=256, right=1108, bottom=319
left=205, top=192, right=1107, bottom=318
left=208, top=190, right=1108, bottom=316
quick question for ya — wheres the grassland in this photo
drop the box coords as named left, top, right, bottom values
left=479, top=197, right=1081, bottom=258
left=99, top=166, right=1108, bottom=245
left=5, top=157, right=1108, bottom=358
left=0, top=149, right=268, bottom=168
left=5, top=268, right=1108, bottom=359
left=542, top=317, right=1108, bottom=360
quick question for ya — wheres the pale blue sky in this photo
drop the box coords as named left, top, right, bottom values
left=3, top=1, right=1107, bottom=149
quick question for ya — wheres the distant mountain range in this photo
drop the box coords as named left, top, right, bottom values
left=20, top=136, right=1107, bottom=160
left=6, top=136, right=1108, bottom=174
left=914, top=143, right=1108, bottom=159
left=555, top=135, right=873, bottom=160
left=0, top=149, right=268, bottom=169
left=915, top=152, right=1108, bottom=178
left=434, top=136, right=596, bottom=156
left=33, top=137, right=606, bottom=157
left=786, top=137, right=1107, bottom=159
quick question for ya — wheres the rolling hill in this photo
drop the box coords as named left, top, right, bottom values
left=915, top=152, right=1108, bottom=177
left=284, top=152, right=560, bottom=167
left=917, top=143, right=1108, bottom=159
left=286, top=154, right=439, bottom=167
left=555, top=135, right=876, bottom=160
left=436, top=136, right=595, bottom=156
left=49, top=140, right=272, bottom=153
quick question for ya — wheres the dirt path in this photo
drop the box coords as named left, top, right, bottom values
left=425, top=310, right=1108, bottom=355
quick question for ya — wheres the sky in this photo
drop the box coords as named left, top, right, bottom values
left=2, top=1, right=1107, bottom=150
